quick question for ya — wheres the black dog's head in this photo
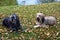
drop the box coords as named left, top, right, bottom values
left=9, top=14, right=23, bottom=32
left=9, top=14, right=18, bottom=23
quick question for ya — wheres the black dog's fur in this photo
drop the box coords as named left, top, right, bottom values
left=2, top=14, right=23, bottom=33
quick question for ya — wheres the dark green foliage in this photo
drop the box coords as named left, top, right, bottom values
left=0, top=0, right=17, bottom=6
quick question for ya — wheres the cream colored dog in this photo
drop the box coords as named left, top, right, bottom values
left=34, top=13, right=56, bottom=28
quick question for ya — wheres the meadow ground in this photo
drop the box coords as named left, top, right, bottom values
left=0, top=2, right=60, bottom=40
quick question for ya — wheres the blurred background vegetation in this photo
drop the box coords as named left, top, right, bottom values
left=0, top=0, right=17, bottom=6
left=0, top=0, right=60, bottom=6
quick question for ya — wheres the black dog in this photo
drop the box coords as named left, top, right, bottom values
left=2, top=14, right=23, bottom=33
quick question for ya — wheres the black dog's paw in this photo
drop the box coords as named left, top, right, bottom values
left=14, top=31, right=19, bottom=34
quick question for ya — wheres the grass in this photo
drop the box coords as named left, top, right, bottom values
left=0, top=2, right=60, bottom=40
